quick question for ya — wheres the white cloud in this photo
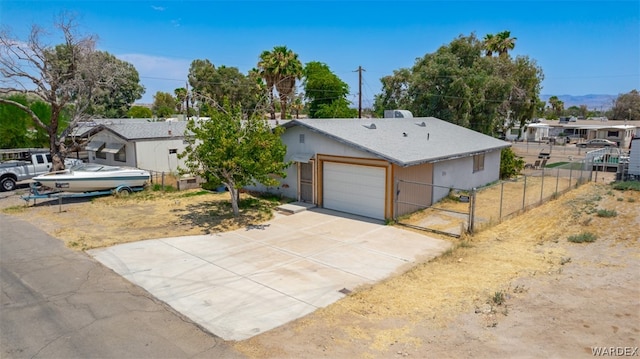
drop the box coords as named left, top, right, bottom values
left=151, top=5, right=165, bottom=11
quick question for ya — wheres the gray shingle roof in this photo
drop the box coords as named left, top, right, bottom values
left=106, top=121, right=188, bottom=140
left=284, top=117, right=511, bottom=166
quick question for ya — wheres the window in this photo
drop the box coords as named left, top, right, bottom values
left=169, top=148, right=178, bottom=154
left=607, top=130, right=618, bottom=137
left=114, top=146, right=126, bottom=162
left=95, top=143, right=106, bottom=159
left=510, top=129, right=519, bottom=135
left=299, top=134, right=305, bottom=144
left=473, top=153, right=485, bottom=173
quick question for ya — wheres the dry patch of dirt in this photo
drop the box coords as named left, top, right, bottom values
left=234, top=182, right=639, bottom=358
left=1, top=188, right=280, bottom=250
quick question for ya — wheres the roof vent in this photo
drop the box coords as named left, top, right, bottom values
left=363, top=123, right=377, bottom=129
left=416, top=121, right=426, bottom=127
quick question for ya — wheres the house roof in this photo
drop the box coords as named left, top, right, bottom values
left=283, top=117, right=511, bottom=167
left=104, top=121, right=189, bottom=140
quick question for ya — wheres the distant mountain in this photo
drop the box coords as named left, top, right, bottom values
left=540, top=94, right=616, bottom=110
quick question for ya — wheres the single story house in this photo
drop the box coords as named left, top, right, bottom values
left=523, top=123, right=550, bottom=142
left=545, top=120, right=637, bottom=149
left=250, top=117, right=510, bottom=220
left=586, top=124, right=636, bottom=148
left=85, top=120, right=189, bottom=173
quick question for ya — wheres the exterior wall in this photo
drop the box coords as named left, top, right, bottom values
left=592, top=128, right=635, bottom=149
left=394, top=162, right=433, bottom=217
left=87, top=132, right=136, bottom=168
left=525, top=126, right=549, bottom=142
left=246, top=126, right=378, bottom=200
left=135, top=139, right=188, bottom=173
left=629, top=138, right=640, bottom=176
left=432, top=150, right=501, bottom=202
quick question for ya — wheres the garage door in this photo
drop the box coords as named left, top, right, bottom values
left=323, top=162, right=386, bottom=219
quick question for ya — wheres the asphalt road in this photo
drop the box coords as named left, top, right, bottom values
left=0, top=214, right=245, bottom=359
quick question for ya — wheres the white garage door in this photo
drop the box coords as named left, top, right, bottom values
left=323, top=162, right=386, bottom=219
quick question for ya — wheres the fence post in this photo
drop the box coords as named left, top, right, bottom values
left=540, top=168, right=545, bottom=202
left=468, top=188, right=476, bottom=234
left=499, top=181, right=504, bottom=220
left=555, top=167, right=560, bottom=195
left=161, top=171, right=165, bottom=190
left=522, top=175, right=527, bottom=210
left=393, top=180, right=398, bottom=221
left=569, top=165, right=573, bottom=189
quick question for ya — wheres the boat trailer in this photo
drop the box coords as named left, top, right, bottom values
left=22, top=182, right=145, bottom=210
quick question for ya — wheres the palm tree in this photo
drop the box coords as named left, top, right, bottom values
left=483, top=33, right=497, bottom=57
left=257, top=51, right=277, bottom=119
left=174, top=87, right=187, bottom=114
left=257, top=46, right=303, bottom=120
left=494, top=31, right=517, bottom=58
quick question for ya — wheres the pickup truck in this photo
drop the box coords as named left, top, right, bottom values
left=0, top=153, right=82, bottom=191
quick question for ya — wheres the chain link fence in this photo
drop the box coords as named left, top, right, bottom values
left=395, top=160, right=594, bottom=237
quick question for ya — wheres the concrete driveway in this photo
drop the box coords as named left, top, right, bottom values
left=89, top=207, right=451, bottom=341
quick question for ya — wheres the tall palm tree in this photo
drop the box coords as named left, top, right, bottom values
left=257, top=46, right=303, bottom=120
left=483, top=33, right=497, bottom=57
left=257, top=51, right=277, bottom=119
left=495, top=31, right=517, bottom=58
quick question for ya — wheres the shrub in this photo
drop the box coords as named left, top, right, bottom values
left=568, top=232, right=597, bottom=243
left=491, top=291, right=505, bottom=306
left=613, top=181, right=640, bottom=191
left=596, top=209, right=617, bottom=217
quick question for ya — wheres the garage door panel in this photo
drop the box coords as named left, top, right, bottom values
left=323, top=162, right=385, bottom=219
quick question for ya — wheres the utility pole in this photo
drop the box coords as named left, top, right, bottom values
left=185, top=81, right=190, bottom=120
left=354, top=66, right=365, bottom=118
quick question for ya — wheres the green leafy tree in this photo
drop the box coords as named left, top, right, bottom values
left=372, top=68, right=412, bottom=117
left=188, top=59, right=261, bottom=117
left=375, top=33, right=541, bottom=137
left=85, top=51, right=144, bottom=118
left=612, top=89, right=640, bottom=121
left=0, top=95, right=31, bottom=148
left=500, top=147, right=525, bottom=179
left=152, top=92, right=177, bottom=118
left=258, top=46, right=303, bottom=120
left=314, top=98, right=358, bottom=118
left=179, top=103, right=289, bottom=216
left=127, top=105, right=153, bottom=118
left=0, top=15, right=143, bottom=169
left=502, top=56, right=544, bottom=135
left=303, top=61, right=352, bottom=118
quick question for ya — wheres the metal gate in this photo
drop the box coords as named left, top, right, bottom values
left=394, top=180, right=474, bottom=238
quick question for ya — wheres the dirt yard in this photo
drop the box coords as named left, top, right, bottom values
left=1, top=179, right=638, bottom=358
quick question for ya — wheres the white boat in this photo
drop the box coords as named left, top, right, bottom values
left=33, top=163, right=151, bottom=192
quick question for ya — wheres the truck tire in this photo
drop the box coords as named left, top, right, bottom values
left=1, top=177, right=17, bottom=192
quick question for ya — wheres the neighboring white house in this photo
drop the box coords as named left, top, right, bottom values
left=587, top=124, right=636, bottom=149
left=629, top=138, right=640, bottom=177
left=85, top=120, right=189, bottom=173
left=248, top=117, right=510, bottom=221
left=523, top=123, right=550, bottom=142
left=545, top=121, right=637, bottom=149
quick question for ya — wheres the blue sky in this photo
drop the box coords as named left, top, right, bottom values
left=1, top=0, right=639, bottom=106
